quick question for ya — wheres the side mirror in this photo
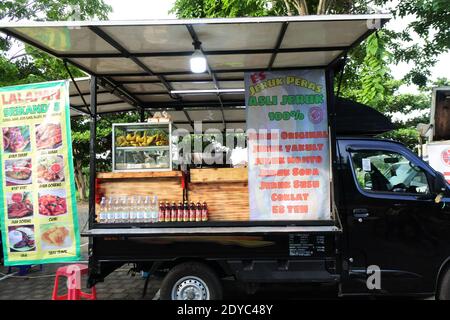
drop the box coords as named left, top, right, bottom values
left=434, top=172, right=448, bottom=194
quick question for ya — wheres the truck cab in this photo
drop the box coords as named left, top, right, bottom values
left=337, top=137, right=450, bottom=297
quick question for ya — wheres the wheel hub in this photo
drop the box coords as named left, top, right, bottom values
left=172, top=276, right=210, bottom=300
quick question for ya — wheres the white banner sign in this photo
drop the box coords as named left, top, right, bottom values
left=428, top=142, right=450, bottom=183
left=245, top=70, right=330, bottom=221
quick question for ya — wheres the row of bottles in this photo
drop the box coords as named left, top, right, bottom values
left=98, top=195, right=158, bottom=224
left=98, top=196, right=209, bottom=224
left=159, top=201, right=208, bottom=222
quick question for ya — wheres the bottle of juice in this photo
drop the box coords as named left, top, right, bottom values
left=183, top=201, right=189, bottom=222
left=159, top=201, right=165, bottom=222
left=164, top=201, right=171, bottom=222
left=177, top=201, right=183, bottom=222
left=195, top=202, right=202, bottom=222
left=171, top=202, right=177, bottom=222
left=202, top=201, right=208, bottom=222
left=189, top=201, right=196, bottom=222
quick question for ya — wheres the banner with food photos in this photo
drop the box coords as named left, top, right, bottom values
left=245, top=69, right=331, bottom=221
left=0, top=80, right=80, bottom=265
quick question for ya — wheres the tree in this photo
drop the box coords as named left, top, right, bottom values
left=170, top=0, right=446, bottom=153
left=171, top=0, right=449, bottom=89
left=1, top=0, right=112, bottom=200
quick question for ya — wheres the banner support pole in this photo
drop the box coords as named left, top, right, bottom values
left=88, top=76, right=98, bottom=229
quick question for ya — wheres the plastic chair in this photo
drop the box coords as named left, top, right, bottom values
left=52, top=264, right=96, bottom=300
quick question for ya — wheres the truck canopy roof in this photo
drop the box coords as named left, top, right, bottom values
left=1, top=14, right=390, bottom=132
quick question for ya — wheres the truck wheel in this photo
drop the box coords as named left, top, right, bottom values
left=438, top=267, right=450, bottom=300
left=160, top=262, right=222, bottom=300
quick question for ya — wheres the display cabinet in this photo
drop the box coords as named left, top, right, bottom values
left=112, top=122, right=172, bottom=172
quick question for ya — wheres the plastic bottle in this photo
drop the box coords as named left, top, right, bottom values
left=122, top=196, right=130, bottom=223
left=107, top=196, right=114, bottom=223
left=99, top=197, right=107, bottom=223
left=144, top=196, right=152, bottom=223
left=136, top=196, right=144, bottom=223
left=114, top=197, right=122, bottom=223
left=129, top=196, right=137, bottom=223
left=152, top=196, right=159, bottom=223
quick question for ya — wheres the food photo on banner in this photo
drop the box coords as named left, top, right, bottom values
left=245, top=70, right=331, bottom=221
left=0, top=80, right=80, bottom=266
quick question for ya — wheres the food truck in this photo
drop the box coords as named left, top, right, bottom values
left=2, top=15, right=450, bottom=300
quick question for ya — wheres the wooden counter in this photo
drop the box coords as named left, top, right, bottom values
left=95, top=168, right=250, bottom=222
left=189, top=167, right=249, bottom=221
left=190, top=168, right=247, bottom=183
left=97, top=171, right=182, bottom=179
left=96, top=171, right=184, bottom=220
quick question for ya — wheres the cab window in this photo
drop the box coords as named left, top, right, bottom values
left=350, top=150, right=430, bottom=194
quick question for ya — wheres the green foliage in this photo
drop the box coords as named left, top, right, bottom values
left=375, top=0, right=450, bottom=86
left=0, top=0, right=111, bottom=21
left=0, top=0, right=112, bottom=200
left=358, top=33, right=391, bottom=106
left=380, top=128, right=420, bottom=151
left=170, top=0, right=274, bottom=18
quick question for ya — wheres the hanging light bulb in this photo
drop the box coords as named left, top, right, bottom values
left=190, top=42, right=207, bottom=73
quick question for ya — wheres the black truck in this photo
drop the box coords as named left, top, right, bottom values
left=85, top=134, right=450, bottom=300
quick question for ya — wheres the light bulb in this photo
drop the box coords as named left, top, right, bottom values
left=190, top=49, right=207, bottom=73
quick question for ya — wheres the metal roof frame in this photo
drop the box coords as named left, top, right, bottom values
left=1, top=14, right=391, bottom=123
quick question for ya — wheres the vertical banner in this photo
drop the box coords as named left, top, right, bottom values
left=245, top=70, right=330, bottom=220
left=427, top=142, right=450, bottom=183
left=0, top=80, right=80, bottom=265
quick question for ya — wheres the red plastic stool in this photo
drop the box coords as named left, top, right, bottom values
left=52, top=264, right=96, bottom=300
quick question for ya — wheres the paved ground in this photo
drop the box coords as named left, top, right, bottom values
left=0, top=202, right=164, bottom=300
left=0, top=202, right=433, bottom=300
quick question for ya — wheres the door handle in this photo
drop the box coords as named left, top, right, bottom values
left=353, top=208, right=369, bottom=219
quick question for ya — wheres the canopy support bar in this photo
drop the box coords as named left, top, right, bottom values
left=64, top=61, right=92, bottom=116
left=268, top=22, right=289, bottom=70
left=88, top=76, right=98, bottom=229
left=186, top=25, right=226, bottom=130
left=88, top=26, right=180, bottom=101
left=56, top=46, right=347, bottom=59
left=97, top=65, right=327, bottom=77
left=183, top=110, right=195, bottom=130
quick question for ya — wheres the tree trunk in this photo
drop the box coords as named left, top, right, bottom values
left=74, top=159, right=87, bottom=201
left=283, top=0, right=293, bottom=16
left=317, top=0, right=329, bottom=14
left=290, top=0, right=309, bottom=15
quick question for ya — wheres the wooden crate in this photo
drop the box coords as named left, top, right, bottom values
left=189, top=168, right=249, bottom=221
left=95, top=171, right=184, bottom=221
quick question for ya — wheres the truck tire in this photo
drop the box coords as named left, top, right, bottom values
left=160, top=262, right=222, bottom=300
left=438, top=267, right=450, bottom=300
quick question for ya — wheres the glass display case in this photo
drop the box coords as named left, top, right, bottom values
left=112, top=122, right=172, bottom=171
